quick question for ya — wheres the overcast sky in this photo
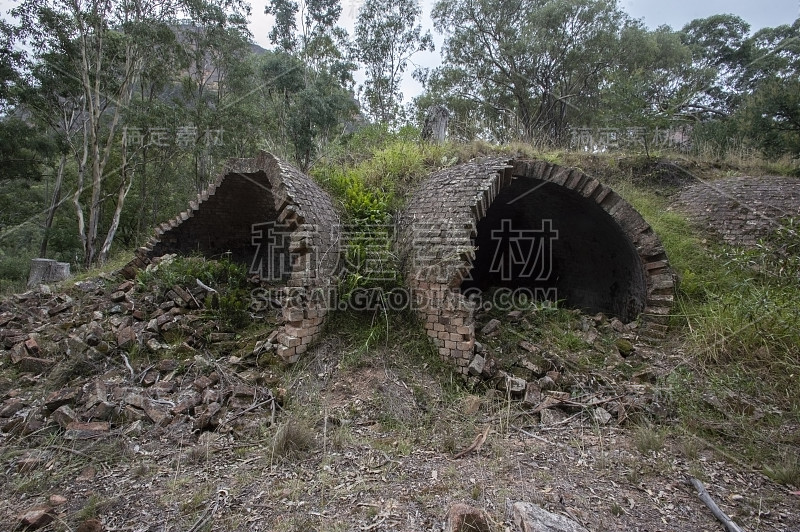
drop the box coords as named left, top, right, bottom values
left=3, top=0, right=798, bottom=102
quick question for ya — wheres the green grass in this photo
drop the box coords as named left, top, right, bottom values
left=633, top=424, right=665, bottom=455
left=614, top=180, right=800, bottom=483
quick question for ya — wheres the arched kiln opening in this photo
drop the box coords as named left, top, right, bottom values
left=461, top=176, right=647, bottom=322
left=121, top=152, right=340, bottom=364
left=400, top=158, right=675, bottom=374
left=148, top=169, right=290, bottom=270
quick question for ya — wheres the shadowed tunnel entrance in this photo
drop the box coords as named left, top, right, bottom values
left=400, top=158, right=675, bottom=374
left=462, top=177, right=647, bottom=322
left=121, top=152, right=341, bottom=364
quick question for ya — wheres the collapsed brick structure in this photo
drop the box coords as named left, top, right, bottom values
left=122, top=153, right=675, bottom=372
left=399, top=158, right=675, bottom=374
left=674, top=176, right=800, bottom=247
left=121, top=152, right=340, bottom=363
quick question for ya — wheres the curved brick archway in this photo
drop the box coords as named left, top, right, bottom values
left=121, top=152, right=340, bottom=363
left=399, top=158, right=674, bottom=373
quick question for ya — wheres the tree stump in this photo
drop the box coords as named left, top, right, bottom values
left=27, top=259, right=71, bottom=287
left=421, top=105, right=450, bottom=143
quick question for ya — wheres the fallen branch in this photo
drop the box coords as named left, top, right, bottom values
left=688, top=477, right=744, bottom=532
left=512, top=426, right=569, bottom=450
left=137, top=364, right=155, bottom=384
left=531, top=394, right=623, bottom=414
left=219, top=396, right=274, bottom=427
left=186, top=290, right=201, bottom=309
left=187, top=488, right=228, bottom=532
left=196, top=278, right=217, bottom=293
left=454, top=425, right=491, bottom=459
left=518, top=411, right=585, bottom=432
left=120, top=353, right=135, bottom=379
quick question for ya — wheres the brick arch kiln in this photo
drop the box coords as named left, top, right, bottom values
left=123, top=154, right=675, bottom=371
left=674, top=175, right=800, bottom=247
left=121, top=152, right=340, bottom=363
left=398, top=158, right=675, bottom=374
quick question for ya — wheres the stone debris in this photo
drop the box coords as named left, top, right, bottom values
left=76, top=518, right=105, bottom=532
left=508, top=501, right=589, bottom=532
left=592, top=407, right=613, bottom=425
left=468, top=353, right=485, bottom=376
left=0, top=268, right=280, bottom=441
left=615, top=338, right=634, bottom=357
left=538, top=375, right=557, bottom=391
left=522, top=382, right=542, bottom=406
left=64, top=421, right=110, bottom=440
left=498, top=372, right=527, bottom=396
left=480, top=319, right=501, bottom=335
left=17, top=506, right=54, bottom=530
left=507, top=309, right=523, bottom=322
left=51, top=405, right=77, bottom=428
left=463, top=309, right=664, bottom=426
left=48, top=495, right=67, bottom=506
left=444, top=503, right=491, bottom=532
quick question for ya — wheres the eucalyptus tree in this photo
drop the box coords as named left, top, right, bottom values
left=679, top=14, right=753, bottom=118
left=262, top=0, right=357, bottom=169
left=429, top=0, right=630, bottom=143
left=9, top=0, right=250, bottom=265
left=0, top=20, right=19, bottom=112
left=352, top=0, right=433, bottom=125
left=678, top=16, right=800, bottom=158
left=736, top=19, right=800, bottom=158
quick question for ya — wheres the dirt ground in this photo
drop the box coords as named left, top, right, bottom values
left=1, top=277, right=799, bottom=531
left=2, top=345, right=799, bottom=531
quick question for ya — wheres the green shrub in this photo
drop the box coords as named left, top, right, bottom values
left=360, top=141, right=427, bottom=186
left=137, top=255, right=252, bottom=329
left=0, top=251, right=32, bottom=290
left=137, top=255, right=248, bottom=292
left=215, top=289, right=252, bottom=330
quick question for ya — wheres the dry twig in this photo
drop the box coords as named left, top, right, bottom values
left=120, top=353, right=135, bottom=379
left=688, top=477, right=744, bottom=532
left=454, top=425, right=490, bottom=459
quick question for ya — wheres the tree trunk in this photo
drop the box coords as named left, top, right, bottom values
left=74, top=124, right=89, bottom=265
left=40, top=153, right=67, bottom=257
left=27, top=258, right=71, bottom=287
left=138, top=145, right=149, bottom=235
left=99, top=178, right=134, bottom=263
left=517, top=92, right=535, bottom=143
left=99, top=140, right=135, bottom=263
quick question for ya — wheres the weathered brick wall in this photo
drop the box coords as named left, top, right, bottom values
left=673, top=176, right=800, bottom=246
left=121, top=152, right=677, bottom=371
left=399, top=158, right=675, bottom=374
left=121, top=152, right=340, bottom=363
left=398, top=158, right=511, bottom=372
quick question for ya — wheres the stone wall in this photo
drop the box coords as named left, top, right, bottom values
left=673, top=176, right=800, bottom=247
left=399, top=158, right=675, bottom=374
left=120, top=152, right=340, bottom=363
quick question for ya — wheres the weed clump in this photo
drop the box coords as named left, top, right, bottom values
left=272, top=420, right=316, bottom=459
left=633, top=424, right=664, bottom=455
